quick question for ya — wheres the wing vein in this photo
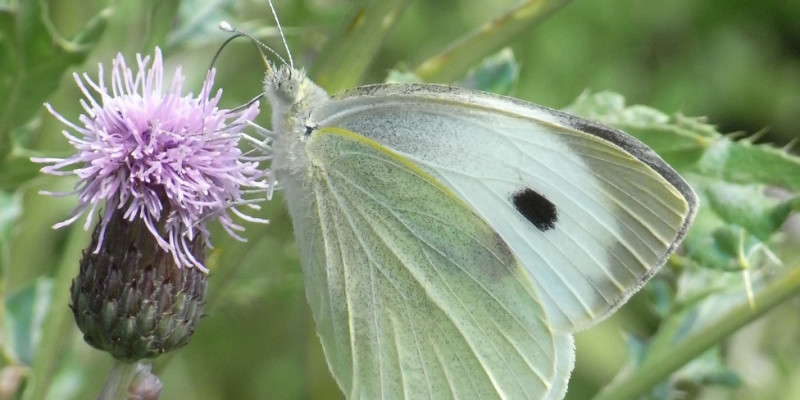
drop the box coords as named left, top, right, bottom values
left=331, top=164, right=552, bottom=391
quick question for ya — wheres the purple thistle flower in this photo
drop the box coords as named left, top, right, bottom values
left=34, top=47, right=268, bottom=271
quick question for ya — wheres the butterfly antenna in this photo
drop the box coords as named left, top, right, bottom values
left=266, top=0, right=294, bottom=69
left=218, top=21, right=288, bottom=71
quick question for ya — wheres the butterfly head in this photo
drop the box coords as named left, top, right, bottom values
left=262, top=62, right=330, bottom=177
left=264, top=63, right=301, bottom=105
left=263, top=63, right=328, bottom=112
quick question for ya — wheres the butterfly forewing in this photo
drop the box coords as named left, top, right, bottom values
left=310, top=84, right=698, bottom=331
left=283, top=126, right=574, bottom=399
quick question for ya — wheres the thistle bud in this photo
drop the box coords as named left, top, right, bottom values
left=71, top=206, right=206, bottom=361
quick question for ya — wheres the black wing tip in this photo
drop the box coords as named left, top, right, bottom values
left=565, top=116, right=698, bottom=210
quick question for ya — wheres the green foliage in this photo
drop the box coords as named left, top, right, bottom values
left=311, top=0, right=413, bottom=93
left=2, top=0, right=800, bottom=399
left=570, top=91, right=800, bottom=399
left=456, top=48, right=519, bottom=95
left=168, top=0, right=238, bottom=47
left=0, top=0, right=112, bottom=190
left=4, top=278, right=53, bottom=366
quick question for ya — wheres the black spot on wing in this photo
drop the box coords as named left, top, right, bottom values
left=510, top=188, right=558, bottom=232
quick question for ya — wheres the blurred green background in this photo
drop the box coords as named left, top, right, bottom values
left=4, top=0, right=800, bottom=399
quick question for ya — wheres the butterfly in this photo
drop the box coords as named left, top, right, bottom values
left=238, top=7, right=697, bottom=399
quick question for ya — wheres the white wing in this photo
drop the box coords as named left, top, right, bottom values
left=310, top=84, right=698, bottom=331
left=283, top=127, right=574, bottom=399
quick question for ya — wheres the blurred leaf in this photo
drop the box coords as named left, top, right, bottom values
left=682, top=178, right=796, bottom=272
left=384, top=69, right=424, bottom=84
left=415, top=0, right=574, bottom=83
left=0, top=190, right=22, bottom=279
left=167, top=0, right=234, bottom=47
left=0, top=191, right=21, bottom=367
left=0, top=0, right=113, bottom=148
left=24, top=225, right=85, bottom=400
left=311, top=0, right=412, bottom=93
left=565, top=91, right=710, bottom=170
left=0, top=0, right=114, bottom=194
left=651, top=348, right=741, bottom=400
left=692, top=226, right=770, bottom=272
left=139, top=1, right=181, bottom=52
left=4, top=279, right=54, bottom=366
left=386, top=47, right=520, bottom=95
left=701, top=181, right=796, bottom=241
left=168, top=0, right=236, bottom=48
left=694, top=136, right=800, bottom=192
left=676, top=348, right=741, bottom=388
left=455, top=47, right=519, bottom=95
left=0, top=144, right=41, bottom=192
left=647, top=278, right=674, bottom=319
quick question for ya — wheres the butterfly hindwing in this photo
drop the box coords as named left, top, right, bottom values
left=310, top=84, right=698, bottom=331
left=284, top=126, right=574, bottom=399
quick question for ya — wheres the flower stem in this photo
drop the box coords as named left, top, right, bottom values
left=98, top=361, right=139, bottom=400
left=592, top=265, right=800, bottom=400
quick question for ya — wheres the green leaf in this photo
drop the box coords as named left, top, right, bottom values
left=311, top=0, right=413, bottom=93
left=680, top=177, right=795, bottom=272
left=694, top=135, right=800, bottom=192
left=3, top=279, right=54, bottom=366
left=0, top=0, right=113, bottom=146
left=677, top=348, right=741, bottom=388
left=0, top=190, right=22, bottom=279
left=0, top=191, right=21, bottom=367
left=565, top=91, right=709, bottom=170
left=455, top=47, right=519, bottom=95
left=687, top=226, right=765, bottom=272
left=701, top=181, right=796, bottom=241
left=0, top=143, right=42, bottom=192
left=663, top=348, right=741, bottom=398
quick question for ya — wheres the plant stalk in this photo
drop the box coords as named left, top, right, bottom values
left=97, top=361, right=139, bottom=400
left=592, top=266, right=800, bottom=400
left=414, top=0, right=575, bottom=83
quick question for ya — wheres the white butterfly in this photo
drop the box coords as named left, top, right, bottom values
left=239, top=9, right=697, bottom=399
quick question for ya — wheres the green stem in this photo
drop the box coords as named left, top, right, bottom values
left=414, top=0, right=574, bottom=83
left=97, top=361, right=139, bottom=400
left=24, top=226, right=86, bottom=400
left=592, top=266, right=800, bottom=400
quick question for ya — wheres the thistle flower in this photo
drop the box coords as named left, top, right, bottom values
left=34, top=47, right=267, bottom=271
left=34, top=48, right=268, bottom=361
